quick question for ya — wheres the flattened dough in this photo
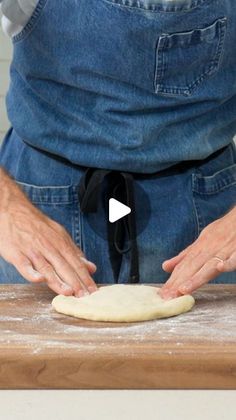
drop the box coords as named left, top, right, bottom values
left=52, top=284, right=195, bottom=322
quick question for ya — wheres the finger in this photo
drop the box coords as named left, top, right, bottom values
left=159, top=287, right=181, bottom=300
left=54, top=239, right=98, bottom=292
left=13, top=253, right=45, bottom=283
left=46, top=270, right=75, bottom=296
left=160, top=249, right=201, bottom=296
left=178, top=256, right=223, bottom=294
left=172, top=249, right=230, bottom=295
left=161, top=247, right=212, bottom=296
left=59, top=244, right=98, bottom=292
left=27, top=250, right=78, bottom=295
left=217, top=251, right=236, bottom=273
left=159, top=283, right=182, bottom=300
left=29, top=247, right=93, bottom=297
left=13, top=252, right=74, bottom=296
left=51, top=225, right=97, bottom=296
left=51, top=222, right=97, bottom=279
left=162, top=245, right=192, bottom=273
left=79, top=256, right=97, bottom=274
left=162, top=254, right=183, bottom=273
left=72, top=245, right=97, bottom=274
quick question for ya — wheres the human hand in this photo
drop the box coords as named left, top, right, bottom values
left=159, top=206, right=236, bottom=299
left=0, top=168, right=98, bottom=297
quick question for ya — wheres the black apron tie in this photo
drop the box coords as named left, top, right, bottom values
left=78, top=169, right=140, bottom=284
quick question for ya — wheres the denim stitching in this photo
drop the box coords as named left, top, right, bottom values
left=80, top=214, right=86, bottom=254
left=192, top=160, right=236, bottom=194
left=192, top=192, right=205, bottom=233
left=185, top=17, right=227, bottom=94
left=193, top=180, right=236, bottom=195
left=154, top=17, right=227, bottom=96
left=154, top=36, right=166, bottom=92
left=73, top=204, right=81, bottom=248
left=15, top=182, right=77, bottom=204
left=12, top=0, right=48, bottom=44
left=192, top=173, right=236, bottom=234
left=102, top=0, right=211, bottom=13
left=194, top=163, right=236, bottom=180
left=191, top=174, right=201, bottom=237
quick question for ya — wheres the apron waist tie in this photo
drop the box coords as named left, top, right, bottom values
left=78, top=168, right=140, bottom=284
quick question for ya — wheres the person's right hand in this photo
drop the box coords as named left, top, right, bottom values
left=0, top=168, right=98, bottom=297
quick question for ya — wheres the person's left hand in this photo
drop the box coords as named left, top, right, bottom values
left=159, top=206, right=236, bottom=299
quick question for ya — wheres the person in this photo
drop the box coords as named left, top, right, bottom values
left=0, top=0, right=235, bottom=300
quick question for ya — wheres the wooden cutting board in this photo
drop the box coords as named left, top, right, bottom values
left=0, top=284, right=235, bottom=389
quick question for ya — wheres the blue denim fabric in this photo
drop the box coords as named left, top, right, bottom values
left=5, top=0, right=236, bottom=173
left=0, top=0, right=236, bottom=285
left=0, top=128, right=235, bottom=284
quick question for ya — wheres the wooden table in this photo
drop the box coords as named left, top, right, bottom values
left=0, top=284, right=235, bottom=389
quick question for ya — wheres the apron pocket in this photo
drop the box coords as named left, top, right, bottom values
left=14, top=181, right=82, bottom=248
left=192, top=150, right=236, bottom=234
left=154, top=16, right=227, bottom=97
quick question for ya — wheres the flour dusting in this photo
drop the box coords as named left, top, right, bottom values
left=0, top=286, right=236, bottom=355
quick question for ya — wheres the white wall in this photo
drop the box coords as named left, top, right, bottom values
left=0, top=20, right=12, bottom=143
left=0, top=390, right=236, bottom=420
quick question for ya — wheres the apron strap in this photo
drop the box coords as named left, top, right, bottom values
left=78, top=168, right=140, bottom=284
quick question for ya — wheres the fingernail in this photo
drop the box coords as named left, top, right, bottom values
left=179, top=281, right=192, bottom=293
left=88, top=286, right=98, bottom=293
left=27, top=266, right=43, bottom=279
left=60, top=282, right=73, bottom=292
left=162, top=290, right=178, bottom=300
left=78, top=289, right=90, bottom=297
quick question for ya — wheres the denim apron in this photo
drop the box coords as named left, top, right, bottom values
left=0, top=0, right=236, bottom=284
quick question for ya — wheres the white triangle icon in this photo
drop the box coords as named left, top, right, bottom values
left=109, top=198, right=131, bottom=223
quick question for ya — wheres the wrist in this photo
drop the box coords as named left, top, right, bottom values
left=0, top=167, right=25, bottom=213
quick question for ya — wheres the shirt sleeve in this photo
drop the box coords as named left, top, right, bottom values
left=0, top=0, right=38, bottom=37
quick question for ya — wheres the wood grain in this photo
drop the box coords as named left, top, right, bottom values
left=0, top=284, right=236, bottom=389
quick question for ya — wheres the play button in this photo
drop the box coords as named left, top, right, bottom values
left=81, top=181, right=150, bottom=241
left=109, top=198, right=131, bottom=223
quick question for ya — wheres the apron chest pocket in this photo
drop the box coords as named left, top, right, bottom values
left=154, top=17, right=227, bottom=97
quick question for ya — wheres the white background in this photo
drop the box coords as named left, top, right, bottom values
left=0, top=390, right=235, bottom=420
left=0, top=20, right=11, bottom=144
